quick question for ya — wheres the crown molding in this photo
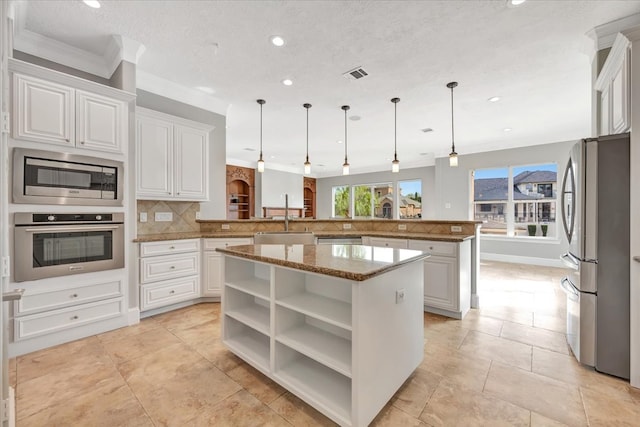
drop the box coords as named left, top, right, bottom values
left=106, top=35, right=146, bottom=76
left=587, top=13, right=640, bottom=51
left=595, top=33, right=630, bottom=91
left=136, top=70, right=229, bottom=116
left=13, top=29, right=111, bottom=78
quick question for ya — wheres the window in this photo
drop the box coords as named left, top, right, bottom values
left=332, top=180, right=421, bottom=219
left=332, top=186, right=350, bottom=218
left=473, top=164, right=557, bottom=238
left=398, top=180, right=422, bottom=219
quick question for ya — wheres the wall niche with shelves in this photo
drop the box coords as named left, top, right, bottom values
left=303, top=177, right=316, bottom=219
left=227, top=165, right=255, bottom=219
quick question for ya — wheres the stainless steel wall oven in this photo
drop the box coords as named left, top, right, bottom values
left=14, top=213, right=124, bottom=282
left=13, top=148, right=123, bottom=206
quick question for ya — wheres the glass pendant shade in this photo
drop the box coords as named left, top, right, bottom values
left=304, top=159, right=311, bottom=175
left=392, top=158, right=400, bottom=173
left=342, top=161, right=350, bottom=175
left=449, top=152, right=458, bottom=167
left=257, top=99, right=266, bottom=173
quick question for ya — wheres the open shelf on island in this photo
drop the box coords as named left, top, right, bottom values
left=274, top=342, right=351, bottom=426
left=226, top=277, right=270, bottom=301
left=224, top=316, right=270, bottom=372
left=225, top=287, right=270, bottom=335
left=276, top=305, right=352, bottom=377
left=274, top=268, right=352, bottom=330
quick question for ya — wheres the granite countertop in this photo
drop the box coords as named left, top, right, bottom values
left=134, top=231, right=474, bottom=243
left=216, top=244, right=430, bottom=281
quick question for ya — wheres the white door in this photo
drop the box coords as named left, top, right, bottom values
left=13, top=74, right=74, bottom=146
left=136, top=115, right=173, bottom=198
left=76, top=90, right=126, bottom=153
left=174, top=124, right=208, bottom=200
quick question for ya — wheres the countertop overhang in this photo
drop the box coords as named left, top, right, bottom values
left=134, top=231, right=474, bottom=243
left=216, top=244, right=430, bottom=281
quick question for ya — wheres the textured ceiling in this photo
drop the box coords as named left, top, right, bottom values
left=16, top=0, right=640, bottom=176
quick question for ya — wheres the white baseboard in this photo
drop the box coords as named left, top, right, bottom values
left=480, top=252, right=564, bottom=268
left=128, top=308, right=140, bottom=325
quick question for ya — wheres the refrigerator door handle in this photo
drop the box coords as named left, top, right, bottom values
left=561, top=253, right=580, bottom=270
left=560, top=277, right=580, bottom=301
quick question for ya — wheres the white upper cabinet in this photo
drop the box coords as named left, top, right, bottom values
left=595, top=33, right=630, bottom=136
left=136, top=108, right=211, bottom=201
left=136, top=115, right=173, bottom=198
left=13, top=73, right=127, bottom=153
left=76, top=90, right=127, bottom=153
left=13, top=74, right=74, bottom=146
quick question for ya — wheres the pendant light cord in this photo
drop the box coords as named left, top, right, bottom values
left=342, top=105, right=350, bottom=163
left=306, top=106, right=309, bottom=162
left=394, top=99, right=398, bottom=160
left=447, top=82, right=457, bottom=153
left=260, top=102, right=263, bottom=158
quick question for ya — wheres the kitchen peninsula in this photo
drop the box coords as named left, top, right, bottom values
left=216, top=243, right=429, bottom=427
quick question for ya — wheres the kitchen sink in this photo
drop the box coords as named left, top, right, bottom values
left=253, top=232, right=316, bottom=244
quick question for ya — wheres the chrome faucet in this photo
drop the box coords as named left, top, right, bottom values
left=284, top=193, right=289, bottom=231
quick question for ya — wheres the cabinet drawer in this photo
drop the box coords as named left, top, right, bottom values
left=140, top=239, right=200, bottom=257
left=15, top=280, right=123, bottom=316
left=140, top=252, right=199, bottom=283
left=203, top=238, right=252, bottom=251
left=14, top=298, right=124, bottom=341
left=408, top=240, right=457, bottom=257
left=141, top=276, right=199, bottom=311
left=366, top=238, right=407, bottom=249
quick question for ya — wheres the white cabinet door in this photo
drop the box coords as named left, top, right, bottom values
left=136, top=115, right=173, bottom=198
left=203, top=252, right=223, bottom=297
left=13, top=74, right=74, bottom=146
left=76, top=90, right=126, bottom=153
left=600, top=87, right=610, bottom=136
left=422, top=255, right=458, bottom=311
left=610, top=58, right=629, bottom=134
left=174, top=124, right=209, bottom=200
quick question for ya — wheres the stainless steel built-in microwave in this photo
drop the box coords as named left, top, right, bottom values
left=13, top=148, right=124, bottom=206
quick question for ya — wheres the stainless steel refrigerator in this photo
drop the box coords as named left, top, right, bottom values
left=560, top=133, right=630, bottom=379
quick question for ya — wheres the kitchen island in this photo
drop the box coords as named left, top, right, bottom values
left=216, top=243, right=429, bottom=427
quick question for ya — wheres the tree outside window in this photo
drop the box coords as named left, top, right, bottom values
left=332, top=186, right=350, bottom=218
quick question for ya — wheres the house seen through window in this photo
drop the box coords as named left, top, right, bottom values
left=473, top=164, right=557, bottom=238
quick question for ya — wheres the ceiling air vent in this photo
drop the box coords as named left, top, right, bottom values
left=343, top=66, right=369, bottom=80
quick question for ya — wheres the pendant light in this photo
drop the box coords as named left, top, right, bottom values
left=257, top=99, right=266, bottom=173
left=341, top=105, right=350, bottom=175
left=391, top=97, right=400, bottom=173
left=447, top=82, right=459, bottom=167
left=303, top=103, right=312, bottom=175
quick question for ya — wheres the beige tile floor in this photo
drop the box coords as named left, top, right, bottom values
left=12, top=261, right=640, bottom=426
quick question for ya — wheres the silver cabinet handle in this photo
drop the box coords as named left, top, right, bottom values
left=3, top=289, right=24, bottom=302
left=71, top=293, right=78, bottom=298
left=80, top=141, right=85, bottom=144
left=169, top=246, right=175, bottom=250
left=170, top=290, right=175, bottom=294
left=634, top=256, right=640, bottom=263
left=71, top=315, right=79, bottom=320
left=170, top=266, right=176, bottom=269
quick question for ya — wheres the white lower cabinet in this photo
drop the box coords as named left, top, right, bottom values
left=10, top=275, right=127, bottom=355
left=202, top=238, right=252, bottom=298
left=408, top=239, right=471, bottom=319
left=139, top=239, right=200, bottom=312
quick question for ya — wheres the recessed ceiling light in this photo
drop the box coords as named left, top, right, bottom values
left=488, top=96, right=501, bottom=102
left=349, top=115, right=361, bottom=121
left=317, top=164, right=325, bottom=167
left=83, top=0, right=101, bottom=8
left=421, top=128, right=433, bottom=133
left=244, top=148, right=256, bottom=152
left=508, top=0, right=526, bottom=6
left=282, top=79, right=293, bottom=86
left=270, top=155, right=276, bottom=159
left=337, top=140, right=343, bottom=144
left=503, top=128, right=513, bottom=132
left=270, top=36, right=285, bottom=47
left=419, top=152, right=430, bottom=156
left=195, top=86, right=215, bottom=95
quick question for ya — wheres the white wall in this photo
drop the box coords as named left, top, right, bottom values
left=256, top=169, right=304, bottom=215
left=316, top=166, right=436, bottom=219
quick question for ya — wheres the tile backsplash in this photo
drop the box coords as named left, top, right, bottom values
left=137, top=200, right=200, bottom=235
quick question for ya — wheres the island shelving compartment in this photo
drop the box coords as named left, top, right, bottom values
left=220, top=244, right=427, bottom=427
